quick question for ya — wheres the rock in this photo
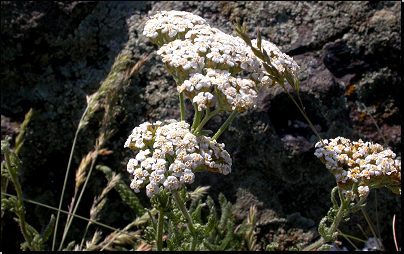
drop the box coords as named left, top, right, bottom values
left=1, top=1, right=400, bottom=250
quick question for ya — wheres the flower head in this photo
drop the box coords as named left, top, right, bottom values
left=143, top=11, right=207, bottom=46
left=125, top=120, right=232, bottom=198
left=315, top=137, right=401, bottom=198
left=144, top=10, right=300, bottom=113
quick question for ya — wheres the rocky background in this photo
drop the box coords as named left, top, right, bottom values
left=1, top=1, right=401, bottom=251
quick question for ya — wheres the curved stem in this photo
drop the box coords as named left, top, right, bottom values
left=393, top=215, right=398, bottom=251
left=212, top=111, right=238, bottom=141
left=172, top=192, right=195, bottom=234
left=303, top=188, right=351, bottom=251
left=4, top=152, right=36, bottom=251
left=303, top=235, right=326, bottom=251
left=156, top=208, right=165, bottom=251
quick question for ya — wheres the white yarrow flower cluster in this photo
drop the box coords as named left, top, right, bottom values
left=314, top=137, right=401, bottom=199
left=143, top=10, right=207, bottom=46
left=124, top=120, right=232, bottom=197
left=143, top=10, right=299, bottom=112
left=176, top=68, right=258, bottom=112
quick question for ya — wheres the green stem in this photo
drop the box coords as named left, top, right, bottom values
left=359, top=205, right=383, bottom=251
left=195, top=107, right=222, bottom=134
left=303, top=188, right=351, bottom=251
left=283, top=87, right=323, bottom=144
left=4, top=152, right=36, bottom=251
left=53, top=105, right=89, bottom=251
left=179, top=92, right=185, bottom=121
left=212, top=111, right=238, bottom=141
left=79, top=220, right=92, bottom=250
left=156, top=208, right=165, bottom=251
left=172, top=191, right=197, bottom=250
left=368, top=114, right=389, bottom=148
left=58, top=145, right=99, bottom=251
left=337, top=228, right=360, bottom=250
left=2, top=192, right=146, bottom=243
left=191, top=104, right=204, bottom=133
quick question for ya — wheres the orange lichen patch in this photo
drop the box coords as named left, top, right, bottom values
left=345, top=84, right=355, bottom=97
left=359, top=113, right=366, bottom=120
left=372, top=101, right=381, bottom=109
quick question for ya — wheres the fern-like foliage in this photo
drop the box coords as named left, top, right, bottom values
left=96, top=165, right=144, bottom=216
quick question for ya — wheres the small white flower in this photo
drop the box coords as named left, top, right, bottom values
left=218, top=163, right=232, bottom=175
left=164, top=176, right=180, bottom=190
left=180, top=169, right=195, bottom=184
left=343, top=190, right=355, bottom=201
left=152, top=149, right=165, bottom=160
left=152, top=159, right=167, bottom=174
left=135, top=139, right=145, bottom=149
left=169, top=160, right=185, bottom=177
left=130, top=179, right=143, bottom=193
left=146, top=182, right=160, bottom=197
left=133, top=168, right=148, bottom=181
left=358, top=186, right=369, bottom=197
left=141, top=157, right=156, bottom=171
left=149, top=171, right=166, bottom=184
left=161, top=141, right=174, bottom=155
left=135, top=149, right=150, bottom=162
left=127, top=158, right=138, bottom=174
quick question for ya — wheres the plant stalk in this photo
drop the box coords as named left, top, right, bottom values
left=303, top=188, right=350, bottom=251
left=156, top=208, right=165, bottom=251
left=283, top=88, right=323, bottom=143
left=53, top=105, right=88, bottom=251
left=212, top=111, right=238, bottom=141
left=195, top=107, right=222, bottom=134
left=2, top=192, right=145, bottom=242
left=4, top=152, right=36, bottom=251
left=58, top=144, right=99, bottom=250
left=191, top=104, right=204, bottom=133
left=172, top=191, right=197, bottom=250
